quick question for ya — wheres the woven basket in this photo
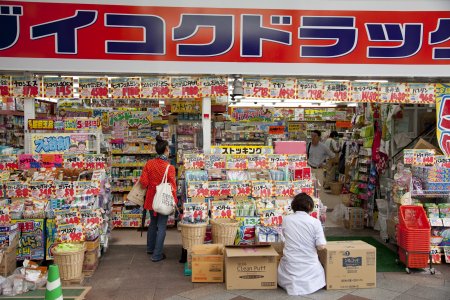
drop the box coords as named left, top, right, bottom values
left=180, top=223, right=207, bottom=250
left=52, top=244, right=86, bottom=280
left=211, top=218, right=240, bottom=246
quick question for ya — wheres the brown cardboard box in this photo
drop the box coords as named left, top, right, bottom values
left=191, top=244, right=224, bottom=283
left=225, top=245, right=278, bottom=290
left=319, top=241, right=376, bottom=290
left=83, top=247, right=99, bottom=271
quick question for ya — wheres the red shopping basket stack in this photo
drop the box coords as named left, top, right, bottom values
left=397, top=205, right=430, bottom=269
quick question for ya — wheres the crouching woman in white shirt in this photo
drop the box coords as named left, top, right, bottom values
left=278, top=193, right=326, bottom=296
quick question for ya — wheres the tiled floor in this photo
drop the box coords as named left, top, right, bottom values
left=84, top=225, right=450, bottom=300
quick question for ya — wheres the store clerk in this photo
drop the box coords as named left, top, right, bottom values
left=307, top=130, right=335, bottom=187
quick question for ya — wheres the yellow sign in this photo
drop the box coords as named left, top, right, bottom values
left=211, top=146, right=273, bottom=155
left=171, top=100, right=202, bottom=113
left=288, top=122, right=301, bottom=132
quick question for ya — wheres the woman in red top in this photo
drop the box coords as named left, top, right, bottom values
left=139, top=136, right=178, bottom=262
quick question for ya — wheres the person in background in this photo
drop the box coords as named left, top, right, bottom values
left=323, top=131, right=340, bottom=189
left=278, top=193, right=327, bottom=295
left=139, top=135, right=178, bottom=262
left=307, top=130, right=335, bottom=188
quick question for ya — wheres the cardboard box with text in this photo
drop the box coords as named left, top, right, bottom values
left=191, top=244, right=224, bottom=283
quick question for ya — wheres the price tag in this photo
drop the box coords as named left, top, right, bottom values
left=208, top=181, right=221, bottom=197
left=259, top=209, right=283, bottom=226
left=219, top=182, right=232, bottom=196
left=252, top=181, right=273, bottom=198
left=171, top=77, right=200, bottom=98
left=11, top=76, right=41, bottom=97
left=182, top=203, right=209, bottom=223
left=64, top=154, right=85, bottom=169
left=53, top=181, right=75, bottom=198
left=409, top=83, right=435, bottom=104
left=0, top=207, right=11, bottom=226
left=0, top=76, right=11, bottom=96
left=57, top=223, right=85, bottom=243
left=76, top=181, right=101, bottom=196
left=205, top=155, right=226, bottom=169
left=287, top=155, right=308, bottom=169
left=200, top=77, right=228, bottom=97
left=80, top=209, right=103, bottom=227
left=6, top=181, right=29, bottom=198
left=110, top=77, right=141, bottom=99
left=79, top=77, right=108, bottom=99
left=187, top=181, right=210, bottom=198
left=351, top=82, right=379, bottom=102
left=211, top=201, right=236, bottom=219
left=293, top=180, right=314, bottom=196
left=43, top=77, right=73, bottom=98
left=403, top=149, right=414, bottom=165
left=0, top=155, right=19, bottom=170
left=247, top=155, right=268, bottom=169
left=323, top=81, right=350, bottom=101
left=227, top=155, right=248, bottom=170
left=270, top=78, right=296, bottom=99
left=84, top=154, right=107, bottom=169
left=55, top=209, right=81, bottom=225
left=274, top=181, right=294, bottom=197
left=297, top=80, right=324, bottom=100
left=141, top=77, right=171, bottom=98
left=243, top=78, right=271, bottom=98
left=380, top=83, right=409, bottom=103
left=184, top=154, right=205, bottom=170
left=268, top=154, right=289, bottom=169
left=29, top=182, right=53, bottom=199
left=230, top=181, right=252, bottom=197
left=435, top=155, right=450, bottom=168
left=412, top=149, right=435, bottom=166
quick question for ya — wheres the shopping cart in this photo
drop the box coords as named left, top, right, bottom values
left=396, top=205, right=434, bottom=274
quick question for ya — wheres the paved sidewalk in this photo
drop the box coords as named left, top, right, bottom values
left=84, top=228, right=450, bottom=300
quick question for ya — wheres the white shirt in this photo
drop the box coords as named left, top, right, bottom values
left=278, top=211, right=326, bottom=295
left=307, top=142, right=335, bottom=168
left=325, top=138, right=340, bottom=153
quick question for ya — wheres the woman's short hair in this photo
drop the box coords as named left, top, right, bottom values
left=291, top=193, right=314, bottom=213
left=155, top=135, right=169, bottom=155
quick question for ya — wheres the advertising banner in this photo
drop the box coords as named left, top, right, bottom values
left=31, top=133, right=89, bottom=154
left=108, top=111, right=152, bottom=128
left=436, top=83, right=450, bottom=156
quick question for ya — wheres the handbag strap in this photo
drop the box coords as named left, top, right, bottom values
left=161, top=164, right=170, bottom=184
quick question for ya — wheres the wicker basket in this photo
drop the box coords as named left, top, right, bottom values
left=180, top=223, right=207, bottom=250
left=52, top=244, right=86, bottom=280
left=210, top=218, right=240, bottom=246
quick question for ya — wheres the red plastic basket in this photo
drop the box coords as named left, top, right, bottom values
left=398, top=247, right=429, bottom=269
left=399, top=205, right=430, bottom=230
left=397, top=225, right=430, bottom=252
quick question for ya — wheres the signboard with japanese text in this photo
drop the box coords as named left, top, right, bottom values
left=110, top=77, right=140, bottom=99
left=436, top=83, right=450, bottom=156
left=211, top=201, right=236, bottom=219
left=323, top=81, right=350, bottom=102
left=64, top=118, right=101, bottom=131
left=78, top=77, right=109, bottom=99
left=243, top=78, right=271, bottom=98
left=84, top=154, right=107, bottom=169
left=287, top=155, right=308, bottom=169
left=108, top=111, right=152, bottom=128
left=57, top=223, right=85, bottom=243
left=170, top=100, right=202, bottom=113
left=207, top=181, right=221, bottom=197
left=54, top=181, right=75, bottom=199
left=183, top=154, right=205, bottom=170
left=0, top=207, right=11, bottom=226
left=403, top=149, right=435, bottom=165
left=18, top=154, right=40, bottom=169
left=211, top=146, right=273, bottom=155
left=297, top=80, right=323, bottom=100
left=12, top=219, right=45, bottom=260
left=247, top=155, right=268, bottom=169
left=31, top=133, right=89, bottom=154
left=230, top=181, right=252, bottom=197
left=28, top=119, right=55, bottom=130
left=0, top=155, right=19, bottom=170
left=288, top=122, right=301, bottom=132
left=187, top=181, right=209, bottom=198
left=259, top=209, right=284, bottom=227
left=274, top=181, right=294, bottom=198
left=205, top=155, right=226, bottom=169
left=0, top=76, right=10, bottom=96
left=268, top=154, right=289, bottom=169
left=435, top=156, right=450, bottom=168
left=200, top=77, right=228, bottom=97
left=6, top=181, right=29, bottom=198
left=409, top=83, right=435, bottom=104
left=76, top=181, right=101, bottom=196
left=0, top=2, right=449, bottom=77
left=226, top=155, right=248, bottom=170
left=43, top=76, right=73, bottom=98
left=55, top=209, right=81, bottom=225
left=39, top=154, right=63, bottom=168
left=252, top=181, right=273, bottom=198
left=351, top=82, right=379, bottom=102
left=11, top=76, right=41, bottom=97
left=270, top=78, right=296, bottom=99
left=293, top=180, right=314, bottom=196
left=171, top=77, right=200, bottom=98
left=141, top=77, right=171, bottom=98
left=380, top=82, right=409, bottom=103
left=230, top=108, right=273, bottom=122
left=63, top=154, right=85, bottom=169
left=268, top=126, right=285, bottom=135
left=29, top=181, right=53, bottom=200
left=80, top=209, right=103, bottom=227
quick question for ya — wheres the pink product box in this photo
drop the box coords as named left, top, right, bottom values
left=274, top=141, right=307, bottom=154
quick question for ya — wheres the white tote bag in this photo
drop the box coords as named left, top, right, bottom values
left=152, top=165, right=175, bottom=215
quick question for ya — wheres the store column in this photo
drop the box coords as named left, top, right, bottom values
left=202, top=97, right=211, bottom=153
left=23, top=97, right=35, bottom=153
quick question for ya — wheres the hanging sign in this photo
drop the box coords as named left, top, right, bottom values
left=141, top=77, right=171, bottom=98
left=243, top=78, right=271, bottom=98
left=171, top=77, right=200, bottom=98
left=436, top=83, right=450, bottom=156
left=18, top=154, right=41, bottom=169
left=211, top=145, right=273, bottom=155
left=108, top=111, right=152, bottom=128
left=110, top=77, right=141, bottom=99
left=351, top=82, right=379, bottom=102
left=171, top=100, right=202, bottom=113
left=0, top=76, right=10, bottom=96
left=200, top=77, right=228, bottom=97
left=230, top=108, right=273, bottom=122
left=336, top=121, right=352, bottom=128
left=0, top=155, right=19, bottom=170
left=205, top=155, right=227, bottom=169
left=57, top=223, right=85, bottom=243
left=247, top=155, right=268, bottom=169
left=27, top=119, right=55, bottom=130
left=409, top=83, right=435, bottom=104
left=297, top=80, right=323, bottom=100
left=78, top=77, right=109, bottom=99
left=184, top=154, right=205, bottom=170
left=323, top=81, right=350, bottom=101
left=270, top=78, right=296, bottom=99
left=6, top=181, right=30, bottom=198
left=85, top=154, right=107, bottom=169
left=252, top=181, right=273, bottom=198
left=54, top=181, right=75, bottom=198
left=11, top=76, right=41, bottom=97
left=435, top=156, right=450, bottom=168
left=43, top=77, right=73, bottom=98
left=31, top=133, right=89, bottom=154
left=268, top=126, right=285, bottom=135
left=380, top=82, right=409, bottom=103
left=227, top=155, right=248, bottom=170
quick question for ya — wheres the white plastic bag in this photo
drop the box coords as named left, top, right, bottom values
left=153, top=165, right=175, bottom=215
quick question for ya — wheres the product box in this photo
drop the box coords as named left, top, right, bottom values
left=191, top=244, right=224, bottom=283
left=225, top=245, right=278, bottom=290
left=319, top=241, right=376, bottom=290
left=11, top=219, right=45, bottom=260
